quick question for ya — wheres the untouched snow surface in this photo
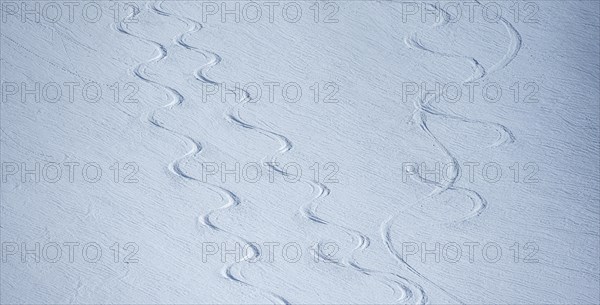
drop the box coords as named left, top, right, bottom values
left=1, top=0, right=599, bottom=304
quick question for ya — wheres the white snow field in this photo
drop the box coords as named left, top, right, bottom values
left=0, top=0, right=599, bottom=304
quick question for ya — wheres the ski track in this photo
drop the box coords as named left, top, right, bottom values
left=155, top=1, right=435, bottom=301
left=381, top=2, right=523, bottom=304
left=114, top=1, right=524, bottom=304
left=227, top=93, right=426, bottom=303
left=204, top=12, right=430, bottom=305
left=299, top=179, right=428, bottom=304
left=150, top=1, right=290, bottom=303
left=115, top=2, right=289, bottom=304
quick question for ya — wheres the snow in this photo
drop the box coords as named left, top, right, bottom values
left=1, top=0, right=599, bottom=304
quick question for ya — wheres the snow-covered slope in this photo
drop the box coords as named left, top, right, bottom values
left=1, top=0, right=599, bottom=304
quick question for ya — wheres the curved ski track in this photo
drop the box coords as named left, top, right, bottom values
left=381, top=2, right=523, bottom=304
left=114, top=2, right=289, bottom=304
left=112, top=1, right=523, bottom=304
left=136, top=4, right=420, bottom=304
left=175, top=3, right=435, bottom=303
